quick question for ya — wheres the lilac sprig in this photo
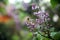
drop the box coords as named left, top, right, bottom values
left=25, top=4, right=50, bottom=32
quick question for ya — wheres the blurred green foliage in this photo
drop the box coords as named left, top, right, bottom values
left=0, top=0, right=8, bottom=5
left=54, top=32, right=60, bottom=40
left=51, top=0, right=60, bottom=8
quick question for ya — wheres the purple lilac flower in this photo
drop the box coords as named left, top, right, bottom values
left=32, top=4, right=39, bottom=10
left=32, top=4, right=36, bottom=10
left=36, top=19, right=40, bottom=24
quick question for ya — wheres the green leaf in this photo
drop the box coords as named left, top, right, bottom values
left=12, top=34, right=20, bottom=40
left=54, top=32, right=60, bottom=40
left=50, top=0, right=60, bottom=8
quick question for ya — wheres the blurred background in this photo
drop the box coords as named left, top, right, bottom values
left=0, top=0, right=60, bottom=40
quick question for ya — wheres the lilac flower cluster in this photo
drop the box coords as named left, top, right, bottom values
left=34, top=11, right=50, bottom=24
left=25, top=4, right=50, bottom=32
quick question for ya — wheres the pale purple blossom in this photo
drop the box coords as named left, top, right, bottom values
left=32, top=4, right=39, bottom=10
left=6, top=4, right=20, bottom=30
left=22, top=3, right=29, bottom=10
left=32, top=4, right=36, bottom=10
left=6, top=4, right=16, bottom=16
